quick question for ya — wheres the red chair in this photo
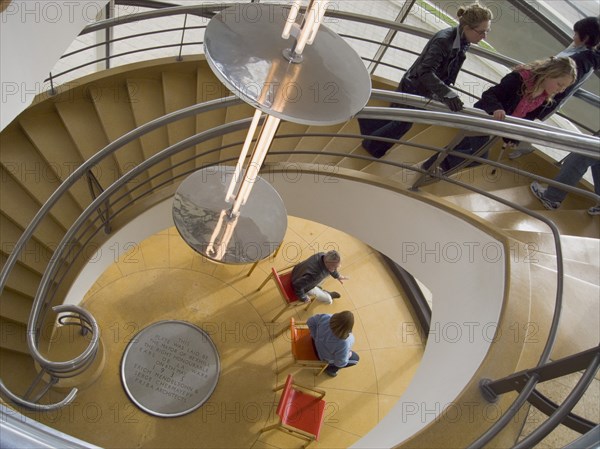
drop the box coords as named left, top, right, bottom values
left=257, top=267, right=314, bottom=322
left=276, top=318, right=328, bottom=376
left=260, top=374, right=326, bottom=448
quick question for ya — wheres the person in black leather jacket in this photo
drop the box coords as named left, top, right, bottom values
left=422, top=56, right=577, bottom=172
left=359, top=2, right=493, bottom=158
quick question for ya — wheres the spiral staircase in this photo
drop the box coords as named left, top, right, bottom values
left=1, top=2, right=599, bottom=448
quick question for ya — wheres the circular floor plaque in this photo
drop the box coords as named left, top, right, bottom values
left=120, top=320, right=220, bottom=417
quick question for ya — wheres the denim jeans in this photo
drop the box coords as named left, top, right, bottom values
left=544, top=153, right=600, bottom=203
left=326, top=351, right=360, bottom=374
left=422, top=135, right=490, bottom=171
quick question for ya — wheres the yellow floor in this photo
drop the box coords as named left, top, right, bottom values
left=34, top=216, right=424, bottom=449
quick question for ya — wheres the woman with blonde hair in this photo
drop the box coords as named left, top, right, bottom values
left=422, top=56, right=577, bottom=172
left=360, top=2, right=493, bottom=158
left=307, top=311, right=359, bottom=377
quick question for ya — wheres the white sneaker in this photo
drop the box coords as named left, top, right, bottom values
left=530, top=181, right=561, bottom=210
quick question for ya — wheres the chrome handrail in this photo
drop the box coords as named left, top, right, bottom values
left=2, top=2, right=598, bottom=442
left=2, top=92, right=598, bottom=412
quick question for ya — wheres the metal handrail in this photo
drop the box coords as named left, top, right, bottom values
left=2, top=3, right=598, bottom=442
left=2, top=92, right=598, bottom=414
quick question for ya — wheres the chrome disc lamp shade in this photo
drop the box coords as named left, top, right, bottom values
left=173, top=1, right=371, bottom=264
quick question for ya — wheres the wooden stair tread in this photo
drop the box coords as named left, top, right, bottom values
left=292, top=123, right=346, bottom=164
left=529, top=264, right=599, bottom=359
left=363, top=124, right=459, bottom=179
left=127, top=78, right=172, bottom=188
left=336, top=123, right=430, bottom=172
left=0, top=214, right=53, bottom=275
left=507, top=230, right=600, bottom=264
left=88, top=84, right=150, bottom=185
left=0, top=317, right=29, bottom=354
left=0, top=254, right=40, bottom=298
left=269, top=121, right=310, bottom=163
left=194, top=65, right=229, bottom=167
left=55, top=100, right=120, bottom=189
left=312, top=120, right=362, bottom=166
left=0, top=172, right=67, bottom=244
left=0, top=289, right=32, bottom=324
left=19, top=112, right=90, bottom=210
left=474, top=209, right=600, bottom=239
left=422, top=164, right=534, bottom=197
left=162, top=70, right=197, bottom=176
left=0, top=128, right=81, bottom=228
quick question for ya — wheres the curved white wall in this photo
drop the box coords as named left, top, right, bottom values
left=0, top=0, right=109, bottom=130
left=66, top=173, right=505, bottom=448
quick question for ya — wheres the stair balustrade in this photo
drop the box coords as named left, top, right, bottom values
left=1, top=2, right=599, bottom=446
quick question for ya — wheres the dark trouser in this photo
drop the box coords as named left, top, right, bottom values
left=311, top=338, right=360, bottom=374
left=326, top=351, right=360, bottom=374
left=544, top=153, right=600, bottom=203
left=422, top=135, right=490, bottom=172
left=358, top=105, right=415, bottom=158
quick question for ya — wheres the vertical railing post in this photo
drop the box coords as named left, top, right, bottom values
left=177, top=14, right=188, bottom=61
left=85, top=170, right=112, bottom=234
left=48, top=72, right=57, bottom=96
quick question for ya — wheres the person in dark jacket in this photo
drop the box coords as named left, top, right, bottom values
left=422, top=56, right=577, bottom=172
left=291, top=250, right=349, bottom=304
left=359, top=2, right=493, bottom=158
left=509, top=16, right=600, bottom=159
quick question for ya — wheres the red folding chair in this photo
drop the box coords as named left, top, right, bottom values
left=257, top=267, right=314, bottom=322
left=260, top=374, right=326, bottom=448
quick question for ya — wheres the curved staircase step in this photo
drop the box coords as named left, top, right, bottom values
left=55, top=100, right=121, bottom=192
left=219, top=102, right=255, bottom=164
left=422, top=165, right=533, bottom=197
left=0, top=214, right=53, bottom=276
left=127, top=78, right=172, bottom=188
left=532, top=251, right=599, bottom=286
left=268, top=121, right=310, bottom=163
left=0, top=254, right=40, bottom=298
left=0, top=128, right=81, bottom=229
left=88, top=84, right=151, bottom=187
left=336, top=123, right=429, bottom=172
left=0, top=167, right=67, bottom=246
left=18, top=112, right=90, bottom=211
left=312, top=120, right=361, bottom=167
left=507, top=230, right=600, bottom=265
left=0, top=317, right=29, bottom=354
left=362, top=125, right=458, bottom=179
left=475, top=210, right=599, bottom=239
left=162, top=70, right=197, bottom=177
left=529, top=263, right=599, bottom=359
left=195, top=64, right=229, bottom=167
left=0, top=289, right=32, bottom=325
left=293, top=123, right=346, bottom=164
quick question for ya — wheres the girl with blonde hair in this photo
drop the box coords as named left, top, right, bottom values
left=423, top=56, right=576, bottom=172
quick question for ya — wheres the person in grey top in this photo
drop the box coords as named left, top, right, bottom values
left=308, top=311, right=359, bottom=377
left=291, top=250, right=349, bottom=304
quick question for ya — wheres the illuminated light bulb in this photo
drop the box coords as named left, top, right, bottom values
left=230, top=114, right=281, bottom=217
left=293, top=0, right=325, bottom=55
left=281, top=1, right=301, bottom=39
left=206, top=209, right=239, bottom=261
left=225, top=109, right=263, bottom=203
